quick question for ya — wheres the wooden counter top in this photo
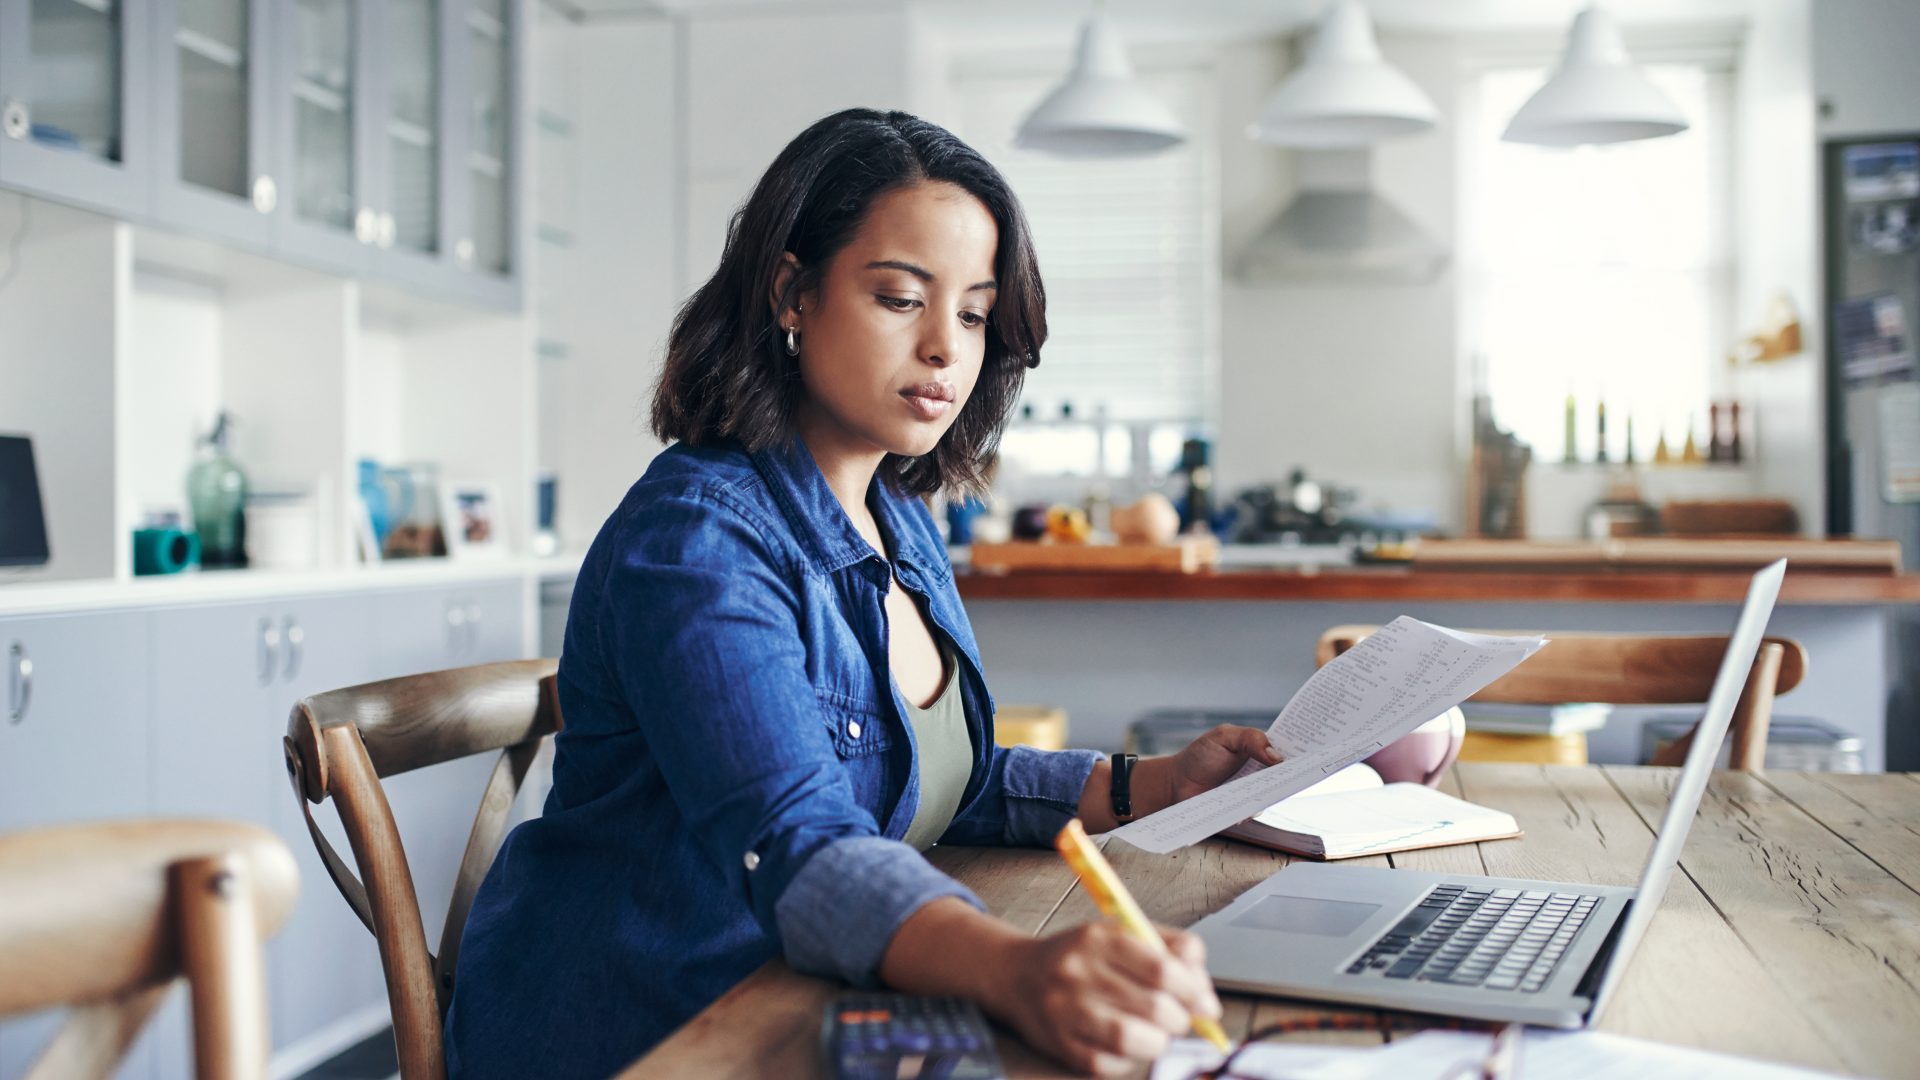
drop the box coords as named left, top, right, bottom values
left=955, top=565, right=1920, bottom=604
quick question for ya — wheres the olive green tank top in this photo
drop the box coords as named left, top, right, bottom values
left=898, top=649, right=974, bottom=851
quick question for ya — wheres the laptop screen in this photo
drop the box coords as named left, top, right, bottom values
left=0, top=435, right=51, bottom=567
left=1587, top=558, right=1786, bottom=1018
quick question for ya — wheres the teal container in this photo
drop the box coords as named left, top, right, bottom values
left=133, top=528, right=200, bottom=575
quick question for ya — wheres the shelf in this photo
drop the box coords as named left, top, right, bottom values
left=0, top=553, right=587, bottom=619
left=293, top=76, right=348, bottom=114
left=52, top=0, right=113, bottom=17
left=175, top=27, right=244, bottom=70
left=387, top=117, right=436, bottom=150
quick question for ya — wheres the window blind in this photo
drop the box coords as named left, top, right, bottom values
left=953, top=68, right=1219, bottom=424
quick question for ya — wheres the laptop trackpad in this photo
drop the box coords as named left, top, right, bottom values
left=1230, top=895, right=1381, bottom=936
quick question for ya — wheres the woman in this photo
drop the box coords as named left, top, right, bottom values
left=444, top=108, right=1280, bottom=1079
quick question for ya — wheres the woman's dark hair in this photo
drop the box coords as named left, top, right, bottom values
left=651, top=107, right=1045, bottom=497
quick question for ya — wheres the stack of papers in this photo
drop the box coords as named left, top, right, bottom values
left=1151, top=1030, right=1846, bottom=1080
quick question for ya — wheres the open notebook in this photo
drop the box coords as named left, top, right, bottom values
left=1219, top=764, right=1521, bottom=860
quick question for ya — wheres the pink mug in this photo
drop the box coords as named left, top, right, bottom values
left=1363, top=706, right=1466, bottom=786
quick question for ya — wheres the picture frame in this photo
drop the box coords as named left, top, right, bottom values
left=441, top=481, right=506, bottom=561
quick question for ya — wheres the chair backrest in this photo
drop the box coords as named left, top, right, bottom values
left=1316, top=628, right=1808, bottom=772
left=281, top=658, right=560, bottom=1080
left=0, top=820, right=298, bottom=1080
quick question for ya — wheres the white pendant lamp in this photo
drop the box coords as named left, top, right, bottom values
left=1015, top=11, right=1185, bottom=159
left=1248, top=0, right=1438, bottom=148
left=1502, top=6, right=1688, bottom=147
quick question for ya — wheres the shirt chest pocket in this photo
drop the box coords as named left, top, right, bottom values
left=814, top=687, right=895, bottom=759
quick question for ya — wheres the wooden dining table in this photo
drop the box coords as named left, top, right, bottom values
left=618, top=764, right=1920, bottom=1079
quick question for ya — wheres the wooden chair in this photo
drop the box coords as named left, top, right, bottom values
left=1316, top=628, right=1808, bottom=773
left=0, top=820, right=298, bottom=1080
left=281, top=659, right=561, bottom=1080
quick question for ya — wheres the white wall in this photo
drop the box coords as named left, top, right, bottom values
left=0, top=199, right=123, bottom=582
left=681, top=2, right=915, bottom=292
left=1216, top=32, right=1462, bottom=529
left=1732, top=0, right=1823, bottom=535
left=537, top=18, right=679, bottom=550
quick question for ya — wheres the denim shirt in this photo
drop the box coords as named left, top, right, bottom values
left=442, top=437, right=1101, bottom=1080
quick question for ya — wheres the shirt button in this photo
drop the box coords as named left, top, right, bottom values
left=743, top=851, right=760, bottom=872
left=847, top=720, right=863, bottom=740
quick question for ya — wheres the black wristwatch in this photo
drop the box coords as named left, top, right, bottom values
left=1111, top=753, right=1139, bottom=823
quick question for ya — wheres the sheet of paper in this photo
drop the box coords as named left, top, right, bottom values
left=1150, top=1030, right=1846, bottom=1080
left=1113, top=617, right=1545, bottom=854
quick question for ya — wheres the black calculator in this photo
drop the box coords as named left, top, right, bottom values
left=821, top=993, right=1006, bottom=1080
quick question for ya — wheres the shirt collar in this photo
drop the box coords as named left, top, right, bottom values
left=748, top=437, right=943, bottom=577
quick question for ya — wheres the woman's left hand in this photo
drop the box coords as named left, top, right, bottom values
left=1165, top=725, right=1283, bottom=804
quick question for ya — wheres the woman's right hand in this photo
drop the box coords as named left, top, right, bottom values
left=987, top=920, right=1222, bottom=1076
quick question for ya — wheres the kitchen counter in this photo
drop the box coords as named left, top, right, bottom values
left=955, top=565, right=1920, bottom=605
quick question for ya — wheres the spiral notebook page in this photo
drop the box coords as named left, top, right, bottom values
left=1112, top=617, right=1546, bottom=854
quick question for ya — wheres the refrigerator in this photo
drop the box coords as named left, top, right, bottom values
left=1822, top=135, right=1920, bottom=770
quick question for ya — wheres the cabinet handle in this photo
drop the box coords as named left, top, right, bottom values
left=252, top=174, right=278, bottom=214
left=455, top=238, right=476, bottom=267
left=281, top=616, right=305, bottom=684
left=2, top=100, right=27, bottom=141
left=355, top=207, right=378, bottom=244
left=377, top=211, right=397, bottom=249
left=7, top=642, right=29, bottom=724
left=258, top=617, right=281, bottom=687
left=466, top=604, right=483, bottom=656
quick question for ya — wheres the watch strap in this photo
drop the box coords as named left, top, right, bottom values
left=1111, top=752, right=1138, bottom=823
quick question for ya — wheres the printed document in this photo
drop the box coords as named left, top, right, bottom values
left=1111, top=617, right=1546, bottom=854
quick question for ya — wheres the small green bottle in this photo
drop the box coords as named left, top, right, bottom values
left=188, top=411, right=249, bottom=568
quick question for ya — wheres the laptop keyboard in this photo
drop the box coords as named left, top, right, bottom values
left=1343, top=884, right=1602, bottom=993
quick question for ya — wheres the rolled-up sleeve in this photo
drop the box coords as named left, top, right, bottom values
left=602, top=487, right=981, bottom=986
left=940, top=744, right=1101, bottom=848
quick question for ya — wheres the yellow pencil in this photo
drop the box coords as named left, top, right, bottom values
left=1053, top=819, right=1233, bottom=1052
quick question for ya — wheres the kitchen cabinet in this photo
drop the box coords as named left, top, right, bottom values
left=0, top=0, right=152, bottom=218
left=369, top=583, right=524, bottom=955
left=150, top=0, right=277, bottom=247
left=269, top=0, right=374, bottom=275
left=268, top=0, right=521, bottom=303
left=0, top=610, right=153, bottom=1079
left=0, top=0, right=524, bottom=309
left=448, top=0, right=521, bottom=306
left=140, top=594, right=386, bottom=1076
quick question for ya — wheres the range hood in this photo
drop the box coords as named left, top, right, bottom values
left=1233, top=148, right=1447, bottom=285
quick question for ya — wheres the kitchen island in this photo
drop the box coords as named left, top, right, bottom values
left=955, top=563, right=1920, bottom=770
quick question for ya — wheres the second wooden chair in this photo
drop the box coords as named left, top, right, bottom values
left=0, top=820, right=298, bottom=1080
left=281, top=658, right=561, bottom=1080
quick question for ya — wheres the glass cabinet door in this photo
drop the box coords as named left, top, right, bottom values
left=276, top=0, right=371, bottom=268
left=383, top=0, right=442, bottom=260
left=155, top=0, right=276, bottom=243
left=0, top=0, right=150, bottom=214
left=463, top=0, right=512, bottom=280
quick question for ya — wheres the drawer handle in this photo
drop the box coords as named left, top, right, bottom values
left=466, top=604, right=482, bottom=655
left=258, top=617, right=281, bottom=687
left=281, top=616, right=305, bottom=684
left=7, top=642, right=29, bottom=724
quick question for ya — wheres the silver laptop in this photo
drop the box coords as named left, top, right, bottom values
left=1191, top=559, right=1787, bottom=1028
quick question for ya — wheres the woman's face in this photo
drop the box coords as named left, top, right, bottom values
left=786, top=181, right=1000, bottom=461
